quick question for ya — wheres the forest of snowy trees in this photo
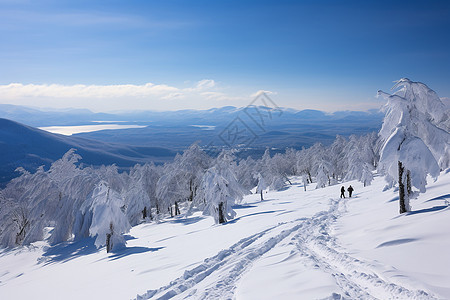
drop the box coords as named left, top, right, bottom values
left=0, top=78, right=448, bottom=251
left=0, top=134, right=379, bottom=251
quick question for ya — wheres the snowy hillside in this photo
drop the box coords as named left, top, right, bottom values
left=0, top=118, right=175, bottom=185
left=1, top=171, right=449, bottom=299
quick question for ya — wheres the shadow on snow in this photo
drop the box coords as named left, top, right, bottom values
left=169, top=216, right=204, bottom=226
left=405, top=205, right=449, bottom=216
left=225, top=210, right=281, bottom=225
left=425, top=193, right=450, bottom=203
left=41, top=237, right=98, bottom=265
left=108, top=246, right=164, bottom=261
left=41, top=236, right=163, bottom=264
left=376, top=238, right=418, bottom=248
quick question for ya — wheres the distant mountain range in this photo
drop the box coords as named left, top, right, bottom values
left=0, top=104, right=384, bottom=185
left=72, top=106, right=384, bottom=151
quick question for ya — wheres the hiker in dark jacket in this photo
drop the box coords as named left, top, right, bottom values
left=340, top=186, right=345, bottom=198
left=347, top=185, right=354, bottom=197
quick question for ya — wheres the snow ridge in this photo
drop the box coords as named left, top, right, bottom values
left=137, top=197, right=436, bottom=300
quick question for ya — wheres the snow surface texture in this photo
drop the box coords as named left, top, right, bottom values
left=1, top=173, right=449, bottom=299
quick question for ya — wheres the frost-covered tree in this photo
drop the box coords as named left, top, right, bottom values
left=196, top=167, right=241, bottom=224
left=296, top=147, right=313, bottom=183
left=360, top=163, right=374, bottom=187
left=315, top=163, right=329, bottom=189
left=126, top=163, right=161, bottom=224
left=255, top=173, right=268, bottom=200
left=82, top=181, right=131, bottom=252
left=378, top=79, right=448, bottom=213
left=156, top=143, right=211, bottom=217
left=302, top=174, right=308, bottom=191
left=343, top=135, right=373, bottom=186
left=0, top=149, right=98, bottom=247
left=259, top=148, right=289, bottom=190
left=330, top=135, right=347, bottom=181
left=235, top=156, right=258, bottom=190
left=311, top=143, right=333, bottom=188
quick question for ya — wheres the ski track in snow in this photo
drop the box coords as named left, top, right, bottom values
left=136, top=198, right=437, bottom=300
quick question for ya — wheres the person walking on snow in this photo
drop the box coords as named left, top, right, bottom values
left=340, top=186, right=345, bottom=198
left=347, top=185, right=354, bottom=197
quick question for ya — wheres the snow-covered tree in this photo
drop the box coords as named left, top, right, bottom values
left=197, top=167, right=241, bottom=224
left=258, top=148, right=289, bottom=190
left=360, top=163, right=374, bottom=187
left=315, top=163, right=329, bottom=189
left=83, top=181, right=131, bottom=252
left=330, top=135, right=347, bottom=181
left=156, top=143, right=211, bottom=217
left=311, top=143, right=333, bottom=188
left=296, top=147, right=313, bottom=183
left=302, top=174, right=308, bottom=191
left=235, top=156, right=258, bottom=191
left=127, top=163, right=161, bottom=222
left=378, top=78, right=448, bottom=213
left=255, top=173, right=268, bottom=200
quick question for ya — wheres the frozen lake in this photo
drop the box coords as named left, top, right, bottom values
left=39, top=124, right=147, bottom=135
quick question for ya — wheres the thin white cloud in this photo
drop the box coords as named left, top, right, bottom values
left=0, top=82, right=178, bottom=98
left=0, top=80, right=255, bottom=111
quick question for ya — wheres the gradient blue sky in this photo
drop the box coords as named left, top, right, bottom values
left=0, top=0, right=449, bottom=112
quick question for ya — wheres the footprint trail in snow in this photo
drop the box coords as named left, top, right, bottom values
left=136, top=198, right=437, bottom=300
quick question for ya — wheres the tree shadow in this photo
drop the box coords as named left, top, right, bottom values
left=405, top=205, right=449, bottom=216
left=387, top=196, right=399, bottom=203
left=108, top=246, right=164, bottom=261
left=277, top=186, right=290, bottom=191
left=232, top=204, right=257, bottom=209
left=169, top=216, right=204, bottom=226
left=41, top=237, right=98, bottom=265
left=124, top=235, right=137, bottom=241
left=376, top=238, right=418, bottom=248
left=277, top=210, right=294, bottom=216
left=425, top=194, right=450, bottom=203
left=225, top=210, right=281, bottom=225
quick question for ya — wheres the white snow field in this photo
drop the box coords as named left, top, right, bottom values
left=1, top=172, right=449, bottom=300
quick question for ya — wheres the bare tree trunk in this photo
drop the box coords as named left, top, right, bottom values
left=189, top=179, right=194, bottom=201
left=260, top=190, right=264, bottom=201
left=13, top=207, right=29, bottom=246
left=218, top=202, right=226, bottom=224
left=156, top=203, right=160, bottom=215
left=106, top=222, right=114, bottom=253
left=286, top=176, right=292, bottom=185
left=142, top=206, right=147, bottom=219
left=398, top=161, right=407, bottom=214
left=175, top=201, right=180, bottom=215
left=406, top=170, right=412, bottom=197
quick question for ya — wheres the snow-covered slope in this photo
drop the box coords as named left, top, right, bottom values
left=0, top=172, right=449, bottom=299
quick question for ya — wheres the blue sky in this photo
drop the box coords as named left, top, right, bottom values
left=0, top=0, right=449, bottom=112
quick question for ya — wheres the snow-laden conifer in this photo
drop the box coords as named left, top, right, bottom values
left=84, top=181, right=131, bottom=252
left=378, top=78, right=449, bottom=213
